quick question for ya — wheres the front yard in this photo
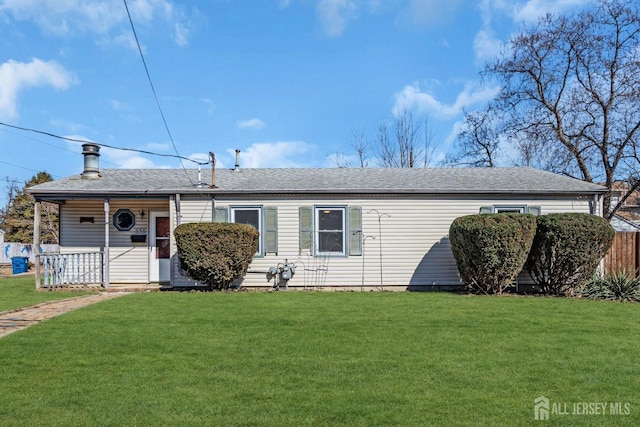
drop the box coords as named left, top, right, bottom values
left=0, top=275, right=96, bottom=312
left=0, top=284, right=638, bottom=426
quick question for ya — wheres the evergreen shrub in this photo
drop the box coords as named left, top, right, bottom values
left=174, top=222, right=259, bottom=290
left=449, top=213, right=537, bottom=294
left=525, top=213, right=615, bottom=295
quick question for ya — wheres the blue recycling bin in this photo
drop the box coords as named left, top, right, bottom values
left=11, top=257, right=29, bottom=274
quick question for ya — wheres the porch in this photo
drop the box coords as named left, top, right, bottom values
left=37, top=252, right=104, bottom=289
left=36, top=252, right=162, bottom=291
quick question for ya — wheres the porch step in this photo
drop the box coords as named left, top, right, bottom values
left=105, top=284, right=162, bottom=292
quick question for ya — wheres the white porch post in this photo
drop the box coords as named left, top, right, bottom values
left=33, top=201, right=41, bottom=289
left=104, top=197, right=110, bottom=289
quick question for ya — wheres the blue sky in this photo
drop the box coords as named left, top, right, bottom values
left=0, top=0, right=592, bottom=207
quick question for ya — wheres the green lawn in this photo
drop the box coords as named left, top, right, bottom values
left=0, top=276, right=96, bottom=312
left=0, top=290, right=638, bottom=426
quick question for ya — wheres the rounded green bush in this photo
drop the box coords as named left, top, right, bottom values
left=525, top=213, right=615, bottom=295
left=174, top=222, right=259, bottom=290
left=449, top=213, right=537, bottom=294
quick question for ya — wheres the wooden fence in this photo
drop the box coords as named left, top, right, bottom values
left=604, top=232, right=640, bottom=277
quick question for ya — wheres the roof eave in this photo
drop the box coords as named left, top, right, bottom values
left=28, top=187, right=608, bottom=198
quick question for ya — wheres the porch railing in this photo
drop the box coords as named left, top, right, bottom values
left=39, top=252, right=104, bottom=288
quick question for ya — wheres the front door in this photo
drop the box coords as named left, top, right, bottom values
left=149, top=212, right=170, bottom=283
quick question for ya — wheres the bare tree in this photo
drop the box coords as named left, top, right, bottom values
left=337, top=110, right=436, bottom=168
left=460, top=0, right=640, bottom=218
left=334, top=127, right=370, bottom=168
left=422, top=116, right=437, bottom=167
left=375, top=109, right=435, bottom=168
left=351, top=127, right=369, bottom=168
left=445, top=106, right=501, bottom=167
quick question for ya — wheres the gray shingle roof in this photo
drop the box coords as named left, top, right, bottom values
left=27, top=167, right=606, bottom=198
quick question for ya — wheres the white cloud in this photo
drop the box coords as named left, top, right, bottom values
left=392, top=81, right=500, bottom=119
left=471, top=0, right=591, bottom=62
left=49, top=118, right=91, bottom=135
left=189, top=151, right=210, bottom=161
left=107, top=98, right=131, bottom=112
left=228, top=141, right=318, bottom=168
left=201, top=98, right=216, bottom=116
left=472, top=0, right=505, bottom=62
left=396, top=0, right=463, bottom=29
left=512, top=0, right=590, bottom=23
left=236, top=118, right=266, bottom=130
left=146, top=142, right=171, bottom=152
left=473, top=28, right=502, bottom=62
left=0, top=0, right=197, bottom=47
left=108, top=150, right=158, bottom=168
left=63, top=136, right=162, bottom=169
left=0, top=0, right=121, bottom=34
left=106, top=98, right=140, bottom=123
left=316, top=0, right=356, bottom=37
left=174, top=22, right=189, bottom=46
left=443, top=119, right=466, bottom=147
left=0, top=58, right=76, bottom=120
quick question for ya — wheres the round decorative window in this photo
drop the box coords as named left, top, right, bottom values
left=113, top=209, right=136, bottom=231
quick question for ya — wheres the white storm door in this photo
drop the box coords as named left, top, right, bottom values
left=149, top=212, right=171, bottom=282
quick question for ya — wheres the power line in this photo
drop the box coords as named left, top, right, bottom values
left=0, top=159, right=59, bottom=177
left=2, top=127, right=119, bottom=169
left=122, top=0, right=195, bottom=174
left=0, top=121, right=209, bottom=165
left=123, top=0, right=207, bottom=217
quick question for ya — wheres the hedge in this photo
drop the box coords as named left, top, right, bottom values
left=525, top=213, right=615, bottom=295
left=174, top=222, right=259, bottom=290
left=449, top=213, right=537, bottom=294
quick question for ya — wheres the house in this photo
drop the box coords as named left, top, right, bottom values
left=27, top=143, right=607, bottom=290
left=610, top=181, right=640, bottom=224
left=610, top=214, right=640, bottom=232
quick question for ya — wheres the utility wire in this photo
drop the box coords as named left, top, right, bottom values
left=122, top=0, right=195, bottom=175
left=0, top=159, right=61, bottom=177
left=0, top=121, right=209, bottom=165
left=124, top=0, right=212, bottom=227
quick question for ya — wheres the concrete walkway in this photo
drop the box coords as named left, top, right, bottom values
left=0, top=293, right=130, bottom=338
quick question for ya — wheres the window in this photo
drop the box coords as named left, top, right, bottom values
left=316, top=207, right=345, bottom=254
left=479, top=205, right=541, bottom=215
left=155, top=217, right=170, bottom=259
left=494, top=206, right=526, bottom=213
left=299, top=206, right=362, bottom=257
left=216, top=206, right=278, bottom=256
left=231, top=207, right=262, bottom=255
left=113, top=208, right=135, bottom=231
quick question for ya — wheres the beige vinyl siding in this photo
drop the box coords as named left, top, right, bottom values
left=178, top=194, right=592, bottom=289
left=60, top=201, right=105, bottom=247
left=170, top=195, right=210, bottom=287
left=60, top=199, right=170, bottom=284
left=177, top=196, right=213, bottom=224
left=110, top=200, right=168, bottom=284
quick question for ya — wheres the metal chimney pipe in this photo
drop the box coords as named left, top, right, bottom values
left=210, top=152, right=216, bottom=187
left=81, top=143, right=101, bottom=179
left=235, top=149, right=240, bottom=171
